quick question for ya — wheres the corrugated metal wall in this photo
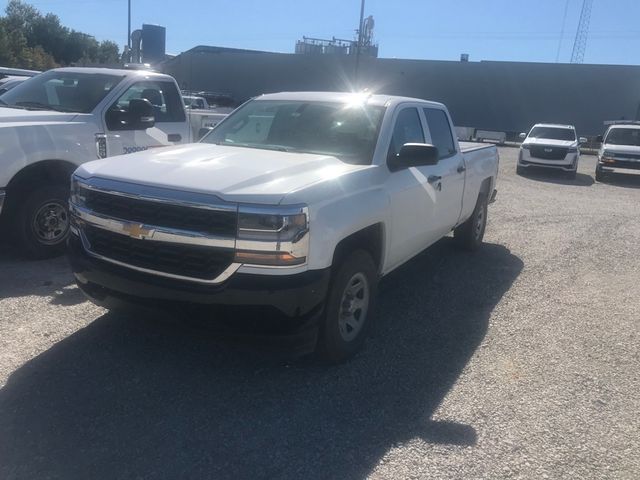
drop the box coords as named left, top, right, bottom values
left=162, top=49, right=640, bottom=135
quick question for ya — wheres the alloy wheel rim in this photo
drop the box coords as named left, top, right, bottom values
left=338, top=272, right=370, bottom=342
left=32, top=201, right=69, bottom=245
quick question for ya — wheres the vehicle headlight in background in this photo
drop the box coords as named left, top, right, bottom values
left=600, top=150, right=616, bottom=163
left=235, top=205, right=309, bottom=266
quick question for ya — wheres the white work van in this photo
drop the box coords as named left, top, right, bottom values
left=68, top=91, right=499, bottom=361
left=0, top=67, right=217, bottom=258
left=595, top=123, right=640, bottom=182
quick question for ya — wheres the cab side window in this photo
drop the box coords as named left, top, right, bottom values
left=423, top=108, right=456, bottom=159
left=107, top=80, right=185, bottom=130
left=387, top=107, right=425, bottom=159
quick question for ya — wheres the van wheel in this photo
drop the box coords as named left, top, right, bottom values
left=595, top=166, right=606, bottom=182
left=318, top=250, right=378, bottom=363
left=14, top=184, right=70, bottom=259
left=454, top=193, right=488, bottom=251
left=516, top=164, right=525, bottom=176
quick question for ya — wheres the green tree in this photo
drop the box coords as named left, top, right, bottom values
left=0, top=0, right=120, bottom=68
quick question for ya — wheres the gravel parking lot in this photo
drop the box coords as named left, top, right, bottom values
left=1, top=147, right=639, bottom=479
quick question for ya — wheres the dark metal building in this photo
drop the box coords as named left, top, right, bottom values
left=161, top=45, right=640, bottom=135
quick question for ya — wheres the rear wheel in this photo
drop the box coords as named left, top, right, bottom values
left=13, top=184, right=70, bottom=259
left=454, top=193, right=488, bottom=251
left=317, top=250, right=378, bottom=363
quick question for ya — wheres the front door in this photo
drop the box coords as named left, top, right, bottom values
left=102, top=79, right=189, bottom=157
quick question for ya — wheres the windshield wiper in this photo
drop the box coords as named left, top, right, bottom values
left=14, top=101, right=75, bottom=112
left=216, top=141, right=291, bottom=152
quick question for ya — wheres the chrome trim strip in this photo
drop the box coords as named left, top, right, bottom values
left=71, top=203, right=236, bottom=249
left=75, top=176, right=237, bottom=213
left=78, top=227, right=241, bottom=285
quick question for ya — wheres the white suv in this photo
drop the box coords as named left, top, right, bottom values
left=518, top=124, right=586, bottom=179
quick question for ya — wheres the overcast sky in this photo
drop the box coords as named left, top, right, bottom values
left=3, top=0, right=640, bottom=64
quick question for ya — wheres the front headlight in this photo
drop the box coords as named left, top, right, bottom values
left=521, top=144, right=531, bottom=150
left=600, top=150, right=616, bottom=163
left=69, top=175, right=86, bottom=206
left=567, top=147, right=578, bottom=153
left=235, top=205, right=309, bottom=266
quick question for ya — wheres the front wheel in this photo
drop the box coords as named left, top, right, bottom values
left=595, top=166, right=606, bottom=182
left=317, top=250, right=378, bottom=363
left=454, top=193, right=488, bottom=251
left=14, top=184, right=70, bottom=259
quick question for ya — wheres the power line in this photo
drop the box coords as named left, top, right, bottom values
left=556, top=0, right=570, bottom=62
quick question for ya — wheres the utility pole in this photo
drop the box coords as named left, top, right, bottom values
left=354, top=0, right=365, bottom=88
left=127, top=0, right=131, bottom=62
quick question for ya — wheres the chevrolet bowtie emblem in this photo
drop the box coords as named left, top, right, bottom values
left=121, top=222, right=153, bottom=240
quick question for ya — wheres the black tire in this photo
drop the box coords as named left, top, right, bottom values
left=317, top=250, right=378, bottom=363
left=13, top=184, right=70, bottom=259
left=595, top=166, right=606, bottom=182
left=454, top=193, right=488, bottom=251
left=566, top=169, right=577, bottom=180
left=516, top=164, right=525, bottom=176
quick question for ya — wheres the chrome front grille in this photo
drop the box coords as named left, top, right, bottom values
left=71, top=177, right=240, bottom=284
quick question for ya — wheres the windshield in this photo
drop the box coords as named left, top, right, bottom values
left=604, top=128, right=640, bottom=146
left=528, top=127, right=576, bottom=141
left=202, top=99, right=386, bottom=164
left=0, top=71, right=124, bottom=113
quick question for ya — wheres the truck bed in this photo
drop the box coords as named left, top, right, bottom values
left=459, top=141, right=499, bottom=153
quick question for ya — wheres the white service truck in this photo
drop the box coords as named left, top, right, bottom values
left=0, top=67, right=221, bottom=257
left=68, top=92, right=499, bottom=361
left=595, top=122, right=640, bottom=182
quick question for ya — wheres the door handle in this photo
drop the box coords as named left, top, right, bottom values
left=457, top=165, right=466, bottom=173
left=427, top=175, right=442, bottom=183
left=168, top=133, right=182, bottom=142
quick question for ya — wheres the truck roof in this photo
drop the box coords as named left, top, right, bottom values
left=258, top=91, right=446, bottom=109
left=50, top=67, right=172, bottom=79
left=606, top=123, right=640, bottom=130
left=533, top=123, right=575, bottom=129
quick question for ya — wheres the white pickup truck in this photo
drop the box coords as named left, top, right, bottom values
left=68, top=92, right=499, bottom=361
left=0, top=67, right=219, bottom=258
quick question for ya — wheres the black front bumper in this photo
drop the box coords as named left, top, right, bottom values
left=68, top=234, right=330, bottom=350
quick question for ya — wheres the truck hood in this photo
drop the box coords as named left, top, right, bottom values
left=522, top=138, right=577, bottom=148
left=602, top=144, right=640, bottom=155
left=76, top=143, right=370, bottom=204
left=0, top=106, right=77, bottom=124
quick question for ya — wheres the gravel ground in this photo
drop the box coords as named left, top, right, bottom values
left=1, top=148, right=639, bottom=479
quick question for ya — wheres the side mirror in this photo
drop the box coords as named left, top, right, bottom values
left=198, top=127, right=214, bottom=140
left=596, top=135, right=604, bottom=143
left=579, top=137, right=588, bottom=145
left=128, top=98, right=155, bottom=130
left=518, top=132, right=527, bottom=140
left=388, top=143, right=439, bottom=171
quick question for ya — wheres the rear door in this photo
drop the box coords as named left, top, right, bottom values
left=102, top=79, right=189, bottom=157
left=421, top=107, right=466, bottom=232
